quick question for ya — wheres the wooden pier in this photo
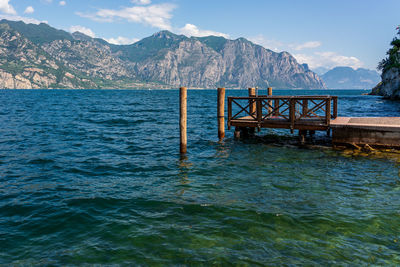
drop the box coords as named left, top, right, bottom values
left=228, top=95, right=337, bottom=132
left=225, top=92, right=400, bottom=148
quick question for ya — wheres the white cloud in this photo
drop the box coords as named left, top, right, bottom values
left=250, top=35, right=322, bottom=52
left=249, top=34, right=363, bottom=70
left=178, top=24, right=229, bottom=38
left=0, top=0, right=16, bottom=15
left=249, top=34, right=285, bottom=52
left=105, top=36, right=139, bottom=45
left=59, top=1, right=66, bottom=6
left=293, top=51, right=364, bottom=69
left=290, top=41, right=321, bottom=51
left=0, top=14, right=45, bottom=24
left=69, top=25, right=95, bottom=38
left=77, top=3, right=176, bottom=30
left=131, top=0, right=151, bottom=5
left=24, top=6, right=34, bottom=14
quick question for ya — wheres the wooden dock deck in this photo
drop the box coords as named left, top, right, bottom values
left=226, top=94, right=400, bottom=148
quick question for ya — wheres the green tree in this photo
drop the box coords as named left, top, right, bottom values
left=378, top=25, right=400, bottom=71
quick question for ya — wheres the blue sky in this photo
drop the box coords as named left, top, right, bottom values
left=0, top=0, right=399, bottom=71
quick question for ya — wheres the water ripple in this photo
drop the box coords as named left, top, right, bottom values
left=0, top=89, right=400, bottom=265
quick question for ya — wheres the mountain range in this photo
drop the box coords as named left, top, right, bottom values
left=0, top=19, right=326, bottom=89
left=320, top=67, right=380, bottom=89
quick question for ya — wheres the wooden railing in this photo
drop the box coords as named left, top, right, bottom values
left=227, top=95, right=338, bottom=131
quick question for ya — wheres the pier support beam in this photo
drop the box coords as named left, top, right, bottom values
left=248, top=127, right=255, bottom=135
left=234, top=127, right=241, bottom=139
left=180, top=87, right=187, bottom=154
left=299, top=130, right=307, bottom=145
left=217, top=87, right=225, bottom=141
left=234, top=127, right=254, bottom=139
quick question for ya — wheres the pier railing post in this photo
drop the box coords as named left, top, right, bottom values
left=289, top=98, right=295, bottom=133
left=248, top=88, right=256, bottom=116
left=228, top=97, right=232, bottom=130
left=333, top=96, right=338, bottom=118
left=268, top=87, right=273, bottom=116
left=218, top=88, right=225, bottom=141
left=180, top=87, right=187, bottom=154
left=326, top=98, right=331, bottom=126
left=302, top=99, right=308, bottom=117
left=256, top=99, right=262, bottom=125
left=273, top=99, right=279, bottom=116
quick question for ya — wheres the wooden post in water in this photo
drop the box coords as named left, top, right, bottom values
left=268, top=87, right=273, bottom=96
left=268, top=87, right=273, bottom=116
left=180, top=87, right=187, bottom=154
left=248, top=88, right=256, bottom=116
left=217, top=88, right=225, bottom=141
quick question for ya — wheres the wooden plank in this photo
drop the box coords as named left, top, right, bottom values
left=230, top=120, right=329, bottom=131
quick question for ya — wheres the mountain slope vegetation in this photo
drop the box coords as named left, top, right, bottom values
left=0, top=19, right=326, bottom=89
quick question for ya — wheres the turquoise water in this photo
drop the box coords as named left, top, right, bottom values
left=1, top=89, right=400, bottom=265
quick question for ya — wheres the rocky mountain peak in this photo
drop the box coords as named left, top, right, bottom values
left=72, top=32, right=92, bottom=41
left=302, top=64, right=310, bottom=71
left=152, top=30, right=185, bottom=40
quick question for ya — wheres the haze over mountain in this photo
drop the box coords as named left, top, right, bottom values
left=0, top=19, right=326, bottom=89
left=321, top=67, right=380, bottom=89
left=312, top=67, right=331, bottom=76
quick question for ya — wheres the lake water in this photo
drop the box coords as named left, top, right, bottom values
left=1, top=89, right=400, bottom=265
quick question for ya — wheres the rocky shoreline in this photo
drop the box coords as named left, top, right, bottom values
left=370, top=67, right=400, bottom=99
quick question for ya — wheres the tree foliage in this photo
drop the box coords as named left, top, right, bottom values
left=378, top=26, right=400, bottom=71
